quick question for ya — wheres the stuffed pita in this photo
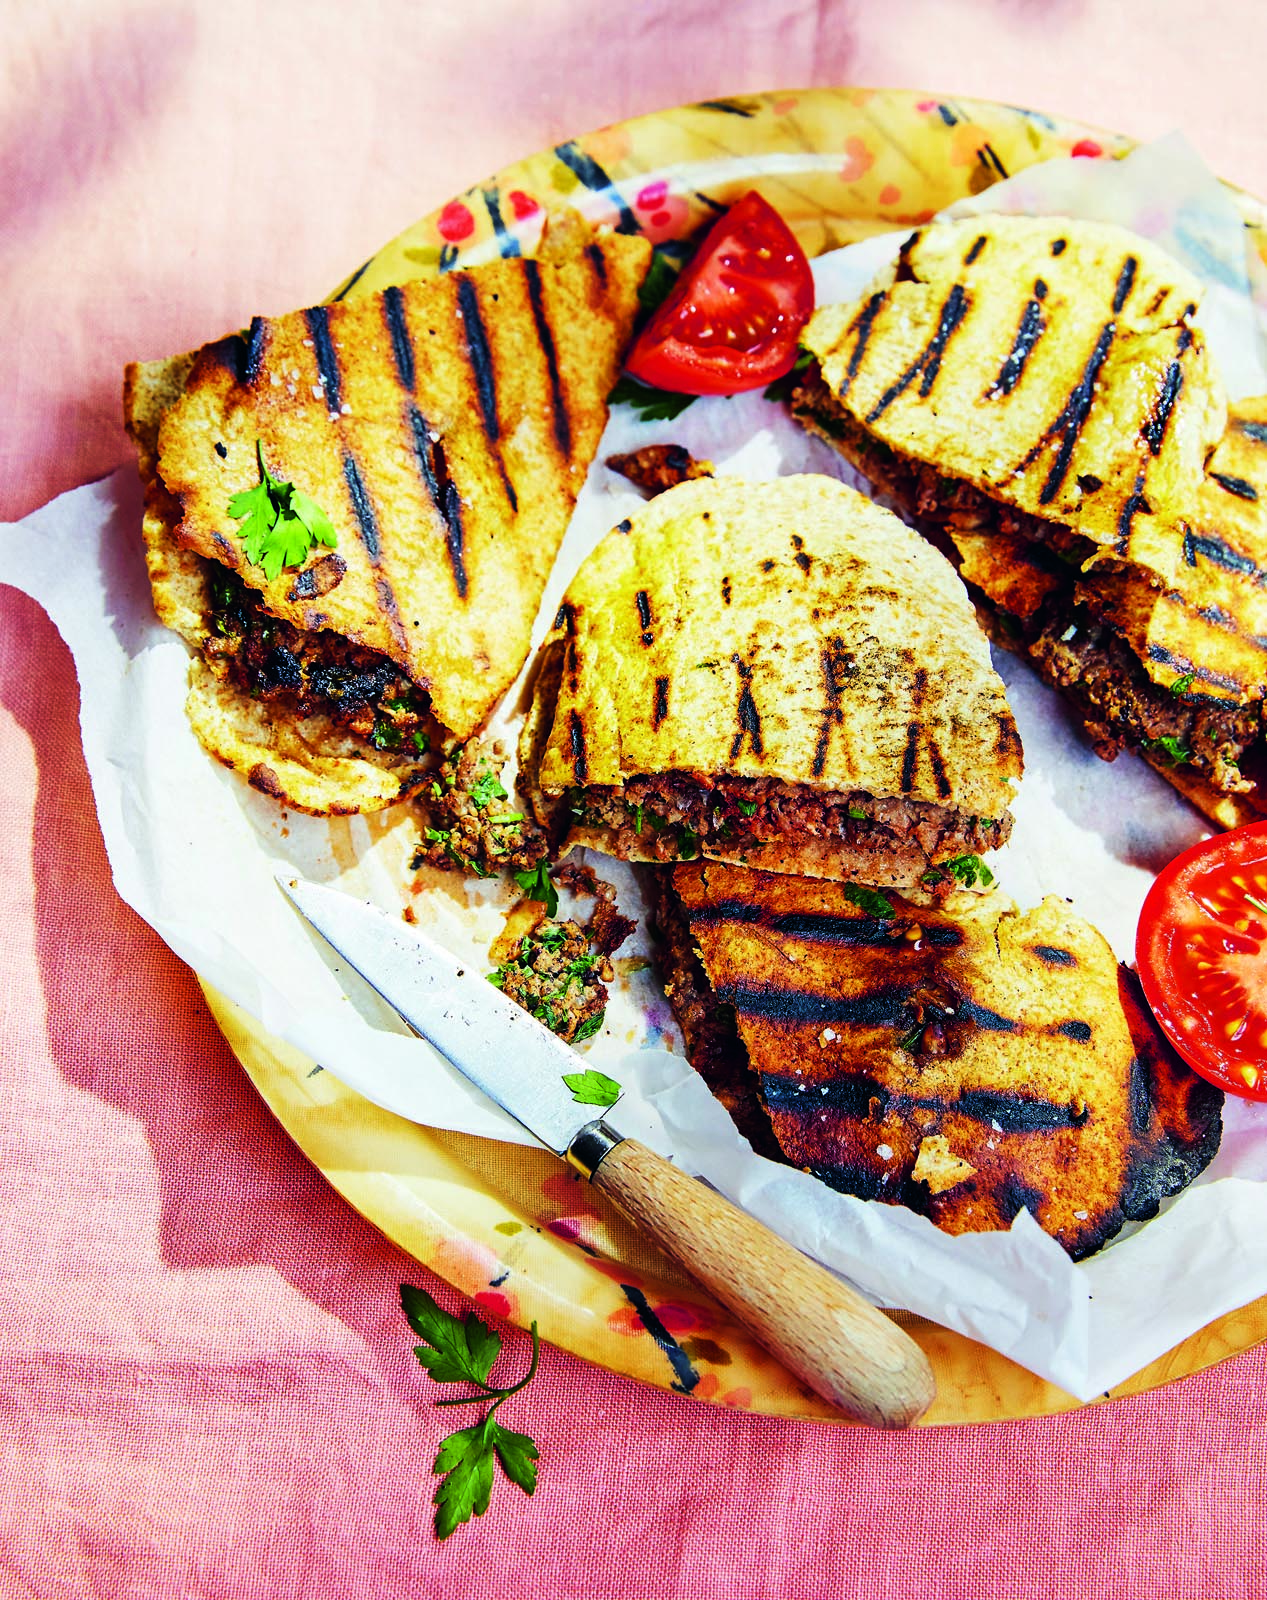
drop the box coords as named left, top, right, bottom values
left=522, top=474, right=1022, bottom=890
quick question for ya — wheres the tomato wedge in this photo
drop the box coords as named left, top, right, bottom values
left=625, top=191, right=815, bottom=395
left=1136, top=822, right=1267, bottom=1100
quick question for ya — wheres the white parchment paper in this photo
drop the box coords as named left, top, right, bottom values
left=8, top=136, right=1267, bottom=1400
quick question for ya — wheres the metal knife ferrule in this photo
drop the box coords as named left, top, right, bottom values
left=565, top=1118, right=625, bottom=1180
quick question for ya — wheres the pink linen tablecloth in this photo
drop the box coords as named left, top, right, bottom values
left=3, top=4, right=1266, bottom=1594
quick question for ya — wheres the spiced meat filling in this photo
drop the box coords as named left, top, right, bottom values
left=568, top=772, right=1009, bottom=876
left=794, top=368, right=1263, bottom=794
left=202, top=564, right=434, bottom=752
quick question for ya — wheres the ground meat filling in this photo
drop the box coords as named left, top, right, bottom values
left=203, top=565, right=433, bottom=751
left=490, top=919, right=610, bottom=1044
left=569, top=773, right=1009, bottom=868
left=794, top=369, right=1262, bottom=794
left=605, top=443, right=715, bottom=496
left=651, top=878, right=781, bottom=1160
left=413, top=738, right=548, bottom=877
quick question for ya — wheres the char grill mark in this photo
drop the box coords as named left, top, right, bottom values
left=457, top=275, right=518, bottom=512
left=1183, top=529, right=1266, bottom=584
left=635, top=589, right=653, bottom=645
left=586, top=241, right=608, bottom=285
left=522, top=258, right=572, bottom=456
left=382, top=287, right=415, bottom=392
left=838, top=292, right=885, bottom=400
left=927, top=740, right=951, bottom=800
left=342, top=453, right=408, bottom=654
left=1211, top=471, right=1259, bottom=502
left=1112, top=256, right=1138, bottom=314
left=812, top=639, right=852, bottom=778
left=653, top=675, right=669, bottom=729
left=1032, top=944, right=1077, bottom=967
left=1141, top=327, right=1192, bottom=456
left=718, top=980, right=911, bottom=1028
left=963, top=235, right=987, bottom=265
left=1034, top=321, right=1116, bottom=503
left=303, top=306, right=342, bottom=414
left=1115, top=471, right=1149, bottom=552
left=987, top=291, right=1046, bottom=398
left=1236, top=418, right=1267, bottom=445
left=865, top=283, right=969, bottom=423
left=240, top=317, right=267, bottom=385
left=1054, top=1019, right=1093, bottom=1041
left=729, top=657, right=763, bottom=760
left=900, top=722, right=919, bottom=792
left=568, top=709, right=588, bottom=781
left=408, top=405, right=467, bottom=599
left=1051, top=238, right=1067, bottom=256
left=762, top=1071, right=1089, bottom=1132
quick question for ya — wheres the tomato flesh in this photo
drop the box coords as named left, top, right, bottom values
left=625, top=191, right=815, bottom=395
left=1136, top=821, right=1267, bottom=1100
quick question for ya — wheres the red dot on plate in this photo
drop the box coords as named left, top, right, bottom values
left=651, top=209, right=671, bottom=227
left=508, top=189, right=541, bottom=220
left=1070, top=138, right=1104, bottom=159
left=438, top=200, right=475, bottom=241
left=637, top=180, right=669, bottom=210
left=878, top=183, right=901, bottom=206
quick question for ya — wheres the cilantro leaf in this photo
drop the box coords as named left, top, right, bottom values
left=227, top=439, right=338, bottom=583
left=637, top=251, right=681, bottom=316
left=562, top=1067, right=621, bottom=1107
left=737, top=799, right=758, bottom=817
left=514, top=861, right=558, bottom=917
left=608, top=374, right=697, bottom=423
left=843, top=884, right=895, bottom=919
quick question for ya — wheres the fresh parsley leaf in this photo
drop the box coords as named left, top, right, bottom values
left=678, top=826, right=699, bottom=860
left=370, top=718, right=402, bottom=750
left=433, top=1419, right=496, bottom=1540
left=897, top=1024, right=925, bottom=1054
left=637, top=250, right=681, bottom=316
left=227, top=440, right=338, bottom=583
left=470, top=772, right=509, bottom=809
left=537, top=925, right=567, bottom=953
left=943, top=854, right=995, bottom=889
left=490, top=1422, right=539, bottom=1496
left=607, top=374, right=697, bottom=423
left=486, top=969, right=506, bottom=989
left=632, top=802, right=645, bottom=835
left=847, top=805, right=867, bottom=820
left=572, top=1012, right=605, bottom=1045
left=513, top=860, right=558, bottom=917
left=1169, top=673, right=1196, bottom=696
left=737, top=799, right=758, bottom=817
left=1143, top=735, right=1193, bottom=766
left=562, top=1067, right=620, bottom=1106
left=412, top=730, right=431, bottom=755
left=843, top=883, right=895, bottom=919
left=761, top=347, right=813, bottom=403
left=401, top=1286, right=542, bottom=1541
left=401, top=1283, right=501, bottom=1386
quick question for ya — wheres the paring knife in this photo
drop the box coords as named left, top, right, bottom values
left=280, top=877, right=935, bottom=1429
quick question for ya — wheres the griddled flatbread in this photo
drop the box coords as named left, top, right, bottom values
left=663, top=861, right=1223, bottom=1259
left=801, top=214, right=1224, bottom=586
left=524, top=475, right=1022, bottom=888
left=124, top=220, right=650, bottom=814
left=795, top=216, right=1267, bottom=825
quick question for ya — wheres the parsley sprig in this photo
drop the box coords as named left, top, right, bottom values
left=401, top=1283, right=540, bottom=1541
left=562, top=1066, right=620, bottom=1104
left=608, top=374, right=697, bottom=423
left=513, top=860, right=558, bottom=917
left=227, top=439, right=337, bottom=582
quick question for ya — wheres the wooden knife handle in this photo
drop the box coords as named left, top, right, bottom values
left=587, top=1136, right=935, bottom=1428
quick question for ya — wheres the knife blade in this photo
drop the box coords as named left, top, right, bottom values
left=279, top=875, right=936, bottom=1428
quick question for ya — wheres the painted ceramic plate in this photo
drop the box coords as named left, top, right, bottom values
left=209, top=88, right=1267, bottom=1424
